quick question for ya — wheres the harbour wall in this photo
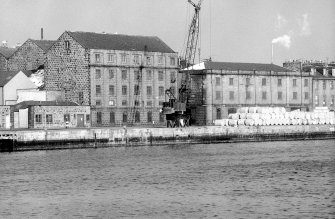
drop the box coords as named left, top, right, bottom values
left=0, top=125, right=334, bottom=152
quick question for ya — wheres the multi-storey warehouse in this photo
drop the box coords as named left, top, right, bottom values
left=46, top=31, right=179, bottom=127
left=184, top=61, right=314, bottom=125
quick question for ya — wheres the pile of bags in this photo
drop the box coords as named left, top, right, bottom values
left=214, top=107, right=335, bottom=127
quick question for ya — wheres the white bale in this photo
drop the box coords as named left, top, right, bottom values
left=228, top=114, right=239, bottom=120
left=239, top=113, right=247, bottom=119
left=238, top=107, right=249, bottom=113
left=248, top=107, right=258, bottom=113
left=246, top=113, right=260, bottom=120
left=228, top=119, right=238, bottom=126
left=214, top=120, right=222, bottom=126
left=329, top=119, right=335, bottom=125
left=238, top=119, right=246, bottom=126
left=245, top=119, right=255, bottom=126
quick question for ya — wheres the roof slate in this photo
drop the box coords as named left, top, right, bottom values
left=204, top=61, right=292, bottom=72
left=0, top=70, right=21, bottom=86
left=0, top=47, right=17, bottom=58
left=31, top=40, right=56, bottom=52
left=67, top=31, right=175, bottom=53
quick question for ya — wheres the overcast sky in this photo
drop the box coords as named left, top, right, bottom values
left=1, top=0, right=334, bottom=65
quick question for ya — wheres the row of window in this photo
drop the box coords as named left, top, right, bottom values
left=315, top=95, right=335, bottom=106
left=95, top=69, right=176, bottom=82
left=216, top=91, right=310, bottom=101
left=35, top=114, right=90, bottom=124
left=93, top=53, right=177, bottom=66
left=96, top=111, right=165, bottom=124
left=95, top=99, right=165, bottom=107
left=216, top=77, right=310, bottom=87
left=95, top=85, right=170, bottom=97
left=315, top=80, right=334, bottom=90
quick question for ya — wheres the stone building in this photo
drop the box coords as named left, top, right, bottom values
left=283, top=60, right=335, bottom=111
left=0, top=47, right=16, bottom=71
left=184, top=61, right=312, bottom=125
left=7, top=39, right=55, bottom=71
left=46, top=31, right=179, bottom=127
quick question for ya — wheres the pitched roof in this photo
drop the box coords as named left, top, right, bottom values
left=204, top=61, right=292, bottom=72
left=31, top=40, right=56, bottom=52
left=12, top=101, right=79, bottom=111
left=67, top=31, right=175, bottom=53
left=0, top=47, right=17, bottom=58
left=0, top=70, right=21, bottom=86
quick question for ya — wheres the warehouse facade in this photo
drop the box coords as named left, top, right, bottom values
left=46, top=31, right=179, bottom=127
left=185, top=61, right=313, bottom=125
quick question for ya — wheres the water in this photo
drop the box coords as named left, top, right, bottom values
left=0, top=140, right=334, bottom=218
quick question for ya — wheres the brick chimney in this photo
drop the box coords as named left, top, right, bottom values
left=323, top=68, right=328, bottom=76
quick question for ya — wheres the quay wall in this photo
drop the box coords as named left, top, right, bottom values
left=0, top=125, right=334, bottom=151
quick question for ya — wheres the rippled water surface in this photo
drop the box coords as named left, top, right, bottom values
left=0, top=140, right=334, bottom=218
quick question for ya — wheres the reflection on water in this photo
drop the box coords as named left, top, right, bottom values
left=0, top=140, right=334, bottom=218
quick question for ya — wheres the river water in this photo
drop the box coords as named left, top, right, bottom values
left=0, top=140, right=334, bottom=218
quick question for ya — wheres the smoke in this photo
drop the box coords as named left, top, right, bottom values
left=272, top=34, right=291, bottom=48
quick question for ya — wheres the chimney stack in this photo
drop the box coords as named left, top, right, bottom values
left=41, top=28, right=44, bottom=40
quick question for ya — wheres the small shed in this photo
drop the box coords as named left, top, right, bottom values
left=11, top=101, right=91, bottom=129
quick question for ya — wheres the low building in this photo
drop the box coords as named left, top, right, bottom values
left=7, top=39, right=55, bottom=71
left=183, top=61, right=312, bottom=125
left=0, top=47, right=16, bottom=71
left=0, top=70, right=38, bottom=105
left=11, top=101, right=90, bottom=129
left=0, top=106, right=10, bottom=129
left=283, top=60, right=335, bottom=111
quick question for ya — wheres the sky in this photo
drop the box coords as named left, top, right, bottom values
left=1, top=0, right=334, bottom=66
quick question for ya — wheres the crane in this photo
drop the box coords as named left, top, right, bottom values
left=161, top=0, right=203, bottom=127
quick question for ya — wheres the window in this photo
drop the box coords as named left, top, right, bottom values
left=133, top=55, right=141, bottom=65
left=95, top=69, right=101, bottom=79
left=35, top=114, right=42, bottom=123
left=159, top=86, right=165, bottom=96
left=323, top=95, right=327, bottom=106
left=216, top=91, right=221, bottom=100
left=315, top=95, right=319, bottom=106
left=134, top=70, right=141, bottom=81
left=96, top=85, right=101, bottom=96
left=147, top=86, right=152, bottom=96
left=293, top=92, right=297, bottom=100
left=46, top=114, right=53, bottom=124
left=170, top=86, right=176, bottom=95
left=121, top=54, right=128, bottom=64
left=158, top=71, right=164, bottom=81
left=109, top=69, right=114, bottom=79
left=78, top=91, right=84, bottom=104
left=322, top=80, right=326, bottom=90
left=109, top=85, right=115, bottom=96
left=122, top=100, right=127, bottom=106
left=229, top=78, right=234, bottom=86
left=95, top=54, right=101, bottom=63
left=246, top=78, right=250, bottom=86
left=170, top=57, right=176, bottom=66
left=134, top=85, right=140, bottom=95
left=158, top=56, right=163, bottom=65
left=97, top=112, right=102, bottom=124
left=262, top=78, right=266, bottom=86
left=147, top=111, right=153, bottom=123
left=278, top=78, right=282, bottom=87
left=65, top=41, right=70, bottom=50
left=135, top=111, right=140, bottom=123
left=246, top=91, right=251, bottom=99
left=146, top=70, right=152, bottom=80
left=278, top=91, right=282, bottom=100
left=304, top=78, right=308, bottom=87
left=122, top=70, right=127, bottom=80
left=110, top=112, right=115, bottom=124
left=216, top=108, right=222, bottom=120
left=159, top=112, right=165, bottom=122
left=147, top=101, right=152, bottom=106
left=159, top=101, right=163, bottom=106
left=229, top=91, right=234, bottom=100
left=170, top=72, right=176, bottom=83
left=86, top=114, right=90, bottom=123
left=330, top=81, right=334, bottom=90
left=122, top=85, right=127, bottom=95
left=64, top=114, right=70, bottom=122
left=146, top=56, right=151, bottom=65
left=107, top=54, right=115, bottom=63
left=122, top=112, right=127, bottom=123
left=109, top=99, right=115, bottom=106
left=216, top=77, right=221, bottom=86
left=96, top=100, right=101, bottom=106
left=134, top=100, right=140, bottom=106
left=262, top=91, right=267, bottom=100
left=293, top=79, right=297, bottom=87
left=304, top=92, right=309, bottom=100
left=331, top=95, right=334, bottom=106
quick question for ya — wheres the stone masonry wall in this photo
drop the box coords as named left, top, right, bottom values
left=7, top=40, right=45, bottom=71
left=0, top=55, right=8, bottom=71
left=45, top=32, right=90, bottom=106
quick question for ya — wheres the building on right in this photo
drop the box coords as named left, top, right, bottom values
left=283, top=60, right=335, bottom=112
left=181, top=61, right=314, bottom=125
